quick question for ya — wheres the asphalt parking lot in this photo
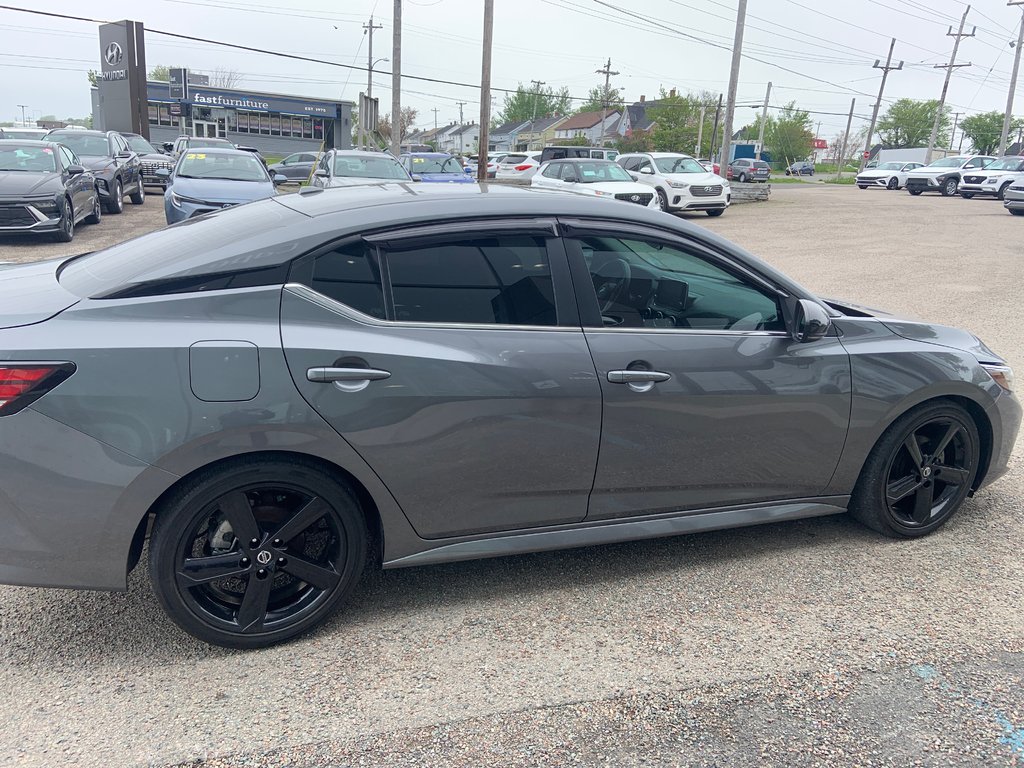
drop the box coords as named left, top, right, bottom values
left=1, top=185, right=1022, bottom=767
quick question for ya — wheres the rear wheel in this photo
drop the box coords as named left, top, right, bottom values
left=1010, top=209, right=1024, bottom=216
left=850, top=401, right=979, bottom=538
left=149, top=457, right=368, bottom=648
left=886, top=177, right=899, bottom=190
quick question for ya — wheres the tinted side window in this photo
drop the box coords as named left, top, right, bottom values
left=573, top=235, right=783, bottom=331
left=620, top=157, right=640, bottom=171
left=385, top=235, right=557, bottom=326
left=311, top=242, right=385, bottom=319
left=58, top=146, right=74, bottom=171
left=541, top=162, right=561, bottom=179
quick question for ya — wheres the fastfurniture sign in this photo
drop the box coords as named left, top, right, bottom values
left=190, top=89, right=335, bottom=116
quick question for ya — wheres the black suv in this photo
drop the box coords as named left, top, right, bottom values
left=45, top=129, right=144, bottom=213
left=120, top=132, right=174, bottom=188
left=539, top=146, right=618, bottom=163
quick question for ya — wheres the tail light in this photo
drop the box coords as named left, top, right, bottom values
left=514, top=164, right=533, bottom=171
left=0, top=363, right=75, bottom=416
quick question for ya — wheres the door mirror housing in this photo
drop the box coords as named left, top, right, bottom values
left=116, top=150, right=133, bottom=159
left=273, top=173, right=288, bottom=185
left=313, top=168, right=329, bottom=178
left=154, top=168, right=171, bottom=179
left=67, top=164, right=86, bottom=176
left=162, top=142, right=174, bottom=153
left=639, top=166, right=654, bottom=175
left=411, top=174, right=423, bottom=182
left=793, top=299, right=831, bottom=343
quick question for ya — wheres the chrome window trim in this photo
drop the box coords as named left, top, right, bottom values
left=585, top=327, right=790, bottom=337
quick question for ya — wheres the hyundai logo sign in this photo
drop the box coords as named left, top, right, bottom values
left=630, top=194, right=640, bottom=202
left=104, top=41, right=123, bottom=66
left=704, top=186, right=714, bottom=192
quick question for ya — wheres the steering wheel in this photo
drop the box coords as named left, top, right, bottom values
left=595, top=258, right=632, bottom=314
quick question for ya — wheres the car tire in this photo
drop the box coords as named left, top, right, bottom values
left=1010, top=209, right=1024, bottom=216
left=130, top=180, right=145, bottom=205
left=706, top=209, right=724, bottom=217
left=53, top=197, right=74, bottom=243
left=858, top=185, right=867, bottom=189
left=849, top=400, right=979, bottom=539
left=738, top=173, right=748, bottom=183
left=940, top=177, right=958, bottom=197
left=655, top=188, right=669, bottom=212
left=998, top=182, right=1012, bottom=201
left=149, top=456, right=369, bottom=649
left=83, top=188, right=102, bottom=225
left=886, top=177, right=899, bottom=190
left=908, top=189, right=923, bottom=196
left=105, top=179, right=124, bottom=214
left=785, top=170, right=792, bottom=176
left=960, top=192, right=975, bottom=199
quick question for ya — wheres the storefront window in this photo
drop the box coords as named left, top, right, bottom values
left=237, top=112, right=249, bottom=132
left=159, top=105, right=172, bottom=126
left=302, top=117, right=313, bottom=139
left=271, top=115, right=281, bottom=136
left=313, top=119, right=324, bottom=140
left=260, top=113, right=271, bottom=135
left=148, top=104, right=159, bottom=124
left=226, top=109, right=237, bottom=131
left=279, top=117, right=291, bottom=137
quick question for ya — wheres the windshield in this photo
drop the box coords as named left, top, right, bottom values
left=408, top=156, right=463, bottom=173
left=983, top=157, right=1024, bottom=171
left=49, top=133, right=110, bottom=157
left=928, top=157, right=966, bottom=168
left=653, top=156, right=706, bottom=174
left=333, top=155, right=411, bottom=179
left=572, top=161, right=633, bottom=183
left=176, top=152, right=269, bottom=181
left=189, top=138, right=233, bottom=149
left=876, top=162, right=904, bottom=170
left=0, top=144, right=56, bottom=172
left=125, top=135, right=158, bottom=154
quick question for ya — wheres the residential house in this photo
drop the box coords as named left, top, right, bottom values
left=489, top=120, right=531, bottom=152
left=553, top=110, right=622, bottom=146
left=513, top=116, right=569, bottom=151
left=432, top=122, right=465, bottom=153
left=451, top=122, right=480, bottom=155
left=623, top=94, right=658, bottom=136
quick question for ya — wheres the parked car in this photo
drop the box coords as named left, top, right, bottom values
left=697, top=158, right=721, bottom=175
left=617, top=152, right=730, bottom=215
left=464, top=153, right=506, bottom=179
left=0, top=139, right=101, bottom=242
left=1003, top=179, right=1024, bottom=215
left=539, top=146, right=618, bottom=164
left=157, top=147, right=286, bottom=224
left=904, top=155, right=995, bottom=197
left=268, top=151, right=320, bottom=182
left=531, top=158, right=659, bottom=209
left=399, top=152, right=475, bottom=183
left=163, top=135, right=235, bottom=161
left=726, top=158, right=771, bottom=183
left=855, top=161, right=924, bottom=190
left=785, top=161, right=815, bottom=176
left=311, top=150, right=413, bottom=188
left=1, top=128, right=49, bottom=141
left=495, top=151, right=543, bottom=180
left=119, top=132, right=174, bottom=189
left=235, top=145, right=269, bottom=169
left=45, top=129, right=144, bottom=213
left=958, top=156, right=1024, bottom=200
left=0, top=184, right=1016, bottom=648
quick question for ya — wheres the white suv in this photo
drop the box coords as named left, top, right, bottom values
left=616, top=152, right=730, bottom=216
left=495, top=151, right=543, bottom=180
left=904, top=155, right=995, bottom=197
left=958, top=156, right=1024, bottom=200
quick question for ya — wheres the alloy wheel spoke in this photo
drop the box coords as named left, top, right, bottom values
left=218, top=491, right=260, bottom=546
left=281, top=554, right=340, bottom=590
left=934, top=464, right=970, bottom=487
left=272, top=496, right=330, bottom=544
left=887, top=474, right=921, bottom=505
left=237, top=573, right=274, bottom=632
left=912, top=484, right=934, bottom=525
left=903, top=433, right=924, bottom=466
left=932, top=422, right=961, bottom=459
left=177, top=552, right=247, bottom=587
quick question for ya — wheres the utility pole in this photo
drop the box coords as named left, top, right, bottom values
left=456, top=100, right=467, bottom=154
left=755, top=81, right=771, bottom=161
left=999, top=1, right=1024, bottom=155
left=949, top=112, right=961, bottom=150
left=529, top=79, right=546, bottom=121
left=721, top=0, right=748, bottom=167
left=926, top=5, right=975, bottom=163
left=432, top=108, right=440, bottom=133
left=696, top=104, right=707, bottom=156
left=390, top=0, right=402, bottom=156
left=360, top=15, right=383, bottom=150
left=595, top=58, right=619, bottom=147
left=708, top=94, right=723, bottom=162
left=836, top=98, right=855, bottom=180
left=17, top=104, right=26, bottom=124
left=477, top=0, right=493, bottom=182
left=862, top=38, right=903, bottom=169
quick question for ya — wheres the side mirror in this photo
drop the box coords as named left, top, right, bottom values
left=273, top=173, right=288, bottom=185
left=155, top=168, right=171, bottom=178
left=162, top=142, right=174, bottom=152
left=313, top=168, right=329, bottom=178
left=793, top=299, right=831, bottom=343
left=639, top=166, right=654, bottom=175
left=411, top=174, right=422, bottom=182
left=116, top=150, right=133, bottom=159
left=67, top=164, right=86, bottom=176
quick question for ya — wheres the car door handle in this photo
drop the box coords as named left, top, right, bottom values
left=607, top=370, right=671, bottom=384
left=306, top=367, right=391, bottom=383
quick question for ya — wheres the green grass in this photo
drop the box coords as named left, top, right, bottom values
left=768, top=176, right=816, bottom=184
left=262, top=154, right=284, bottom=165
left=824, top=175, right=857, bottom=185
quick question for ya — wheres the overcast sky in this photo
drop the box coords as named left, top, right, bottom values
left=2, top=0, right=1022, bottom=142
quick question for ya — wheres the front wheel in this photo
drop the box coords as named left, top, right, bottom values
left=149, top=457, right=369, bottom=648
left=655, top=188, right=669, bottom=212
left=998, top=182, right=1012, bottom=201
left=850, top=401, right=979, bottom=538
left=705, top=209, right=724, bottom=217
left=886, top=177, right=899, bottom=190
left=84, top=188, right=102, bottom=225
left=105, top=178, right=124, bottom=214
left=858, top=185, right=868, bottom=190
left=130, top=179, right=145, bottom=205
left=940, top=177, right=958, bottom=197
left=1009, top=209, right=1024, bottom=216
left=53, top=197, right=74, bottom=242
left=908, top=188, right=923, bottom=196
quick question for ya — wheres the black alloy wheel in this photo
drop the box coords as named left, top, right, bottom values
left=106, top=178, right=124, bottom=214
left=941, top=177, right=958, bottom=197
left=887, top=177, right=899, bottom=190
left=850, top=401, right=979, bottom=538
left=54, top=197, right=74, bottom=243
left=150, top=458, right=368, bottom=648
left=84, top=188, right=102, bottom=225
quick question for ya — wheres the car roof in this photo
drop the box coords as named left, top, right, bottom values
left=548, top=158, right=619, bottom=164
left=646, top=152, right=696, bottom=158
left=0, top=139, right=61, bottom=148
left=403, top=152, right=451, bottom=158
left=178, top=147, right=256, bottom=156
left=48, top=129, right=108, bottom=137
left=331, top=150, right=399, bottom=158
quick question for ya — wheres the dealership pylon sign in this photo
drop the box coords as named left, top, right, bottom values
left=96, top=20, right=149, bottom=138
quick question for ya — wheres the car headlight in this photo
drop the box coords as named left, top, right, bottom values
left=29, top=199, right=58, bottom=213
left=592, top=189, right=610, bottom=196
left=170, top=192, right=205, bottom=209
left=984, top=178, right=998, bottom=184
left=666, top=180, right=689, bottom=189
left=982, top=364, right=1014, bottom=392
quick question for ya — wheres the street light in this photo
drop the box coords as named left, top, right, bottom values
left=367, top=57, right=389, bottom=100
left=17, top=104, right=27, bottom=125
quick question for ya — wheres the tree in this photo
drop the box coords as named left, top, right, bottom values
left=648, top=90, right=703, bottom=153
left=829, top=125, right=868, bottom=163
left=378, top=107, right=419, bottom=143
left=764, top=102, right=814, bottom=166
left=87, top=69, right=98, bottom=87
left=959, top=110, right=1023, bottom=155
left=575, top=83, right=623, bottom=114
left=496, top=83, right=572, bottom=124
left=149, top=64, right=173, bottom=81
left=616, top=130, right=654, bottom=154
left=209, top=67, right=242, bottom=89
left=876, top=98, right=950, bottom=148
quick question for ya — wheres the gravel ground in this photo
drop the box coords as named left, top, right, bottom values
left=0, top=185, right=1022, bottom=767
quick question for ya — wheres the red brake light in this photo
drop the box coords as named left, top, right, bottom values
left=514, top=164, right=532, bottom=171
left=0, top=364, right=75, bottom=415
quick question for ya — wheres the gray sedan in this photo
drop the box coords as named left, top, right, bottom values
left=0, top=185, right=1018, bottom=648
left=1003, top=177, right=1024, bottom=215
